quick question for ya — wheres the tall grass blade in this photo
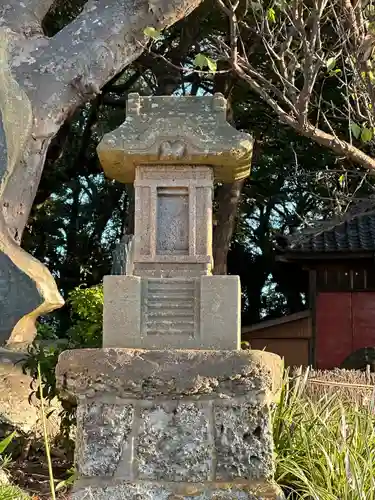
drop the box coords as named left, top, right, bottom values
left=38, top=362, right=56, bottom=500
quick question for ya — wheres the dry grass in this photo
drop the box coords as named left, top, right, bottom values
left=292, top=366, right=375, bottom=407
left=274, top=369, right=375, bottom=498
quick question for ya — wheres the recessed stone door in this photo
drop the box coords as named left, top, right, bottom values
left=156, top=187, right=189, bottom=255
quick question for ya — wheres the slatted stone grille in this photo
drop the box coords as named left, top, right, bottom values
left=144, top=278, right=197, bottom=337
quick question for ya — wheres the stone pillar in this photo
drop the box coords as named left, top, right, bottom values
left=56, top=94, right=284, bottom=499
left=56, top=349, right=284, bottom=499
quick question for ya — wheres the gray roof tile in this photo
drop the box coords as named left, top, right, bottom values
left=285, top=205, right=375, bottom=253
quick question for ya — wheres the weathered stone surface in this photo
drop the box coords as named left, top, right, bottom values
left=136, top=402, right=211, bottom=481
left=56, top=349, right=283, bottom=400
left=200, top=275, right=241, bottom=350
left=0, top=356, right=37, bottom=434
left=64, top=93, right=281, bottom=499
left=76, top=403, right=134, bottom=476
left=111, top=234, right=134, bottom=276
left=215, top=402, right=273, bottom=481
left=57, top=348, right=284, bottom=498
left=97, top=93, right=253, bottom=184
left=104, top=274, right=241, bottom=350
left=71, top=480, right=284, bottom=499
left=98, top=95, right=248, bottom=350
left=103, top=276, right=142, bottom=348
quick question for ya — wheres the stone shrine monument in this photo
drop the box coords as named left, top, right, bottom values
left=56, top=94, right=284, bottom=499
left=100, top=92, right=251, bottom=351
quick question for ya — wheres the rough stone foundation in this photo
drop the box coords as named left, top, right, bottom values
left=56, top=348, right=284, bottom=499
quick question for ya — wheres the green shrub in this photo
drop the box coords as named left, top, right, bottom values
left=0, top=431, right=16, bottom=473
left=23, top=284, right=103, bottom=437
left=273, top=369, right=375, bottom=499
left=0, top=433, right=29, bottom=499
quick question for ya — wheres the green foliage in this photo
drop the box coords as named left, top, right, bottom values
left=193, top=54, right=217, bottom=73
left=0, top=485, right=29, bottom=500
left=143, top=26, right=162, bottom=40
left=23, top=285, right=103, bottom=436
left=350, top=122, right=361, bottom=139
left=0, top=432, right=16, bottom=456
left=326, top=57, right=336, bottom=72
left=349, top=122, right=374, bottom=143
left=0, top=433, right=15, bottom=481
left=0, top=433, right=24, bottom=499
left=56, top=466, right=77, bottom=491
left=273, top=369, right=375, bottom=498
left=361, top=127, right=373, bottom=143
left=67, top=284, right=103, bottom=346
left=0, top=432, right=16, bottom=472
left=326, top=57, right=342, bottom=77
left=266, top=7, right=276, bottom=23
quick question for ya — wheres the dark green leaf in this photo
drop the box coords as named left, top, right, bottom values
left=361, top=127, right=373, bottom=143
left=0, top=431, right=16, bottom=454
left=350, top=122, right=361, bottom=139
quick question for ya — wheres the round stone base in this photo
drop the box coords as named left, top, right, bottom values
left=72, top=480, right=285, bottom=499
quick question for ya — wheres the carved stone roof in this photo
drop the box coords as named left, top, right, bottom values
left=97, top=93, right=253, bottom=183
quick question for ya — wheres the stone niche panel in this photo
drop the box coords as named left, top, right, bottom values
left=75, top=402, right=134, bottom=477
left=136, top=402, right=211, bottom=481
left=214, top=402, right=274, bottom=481
left=156, top=187, right=189, bottom=255
left=133, top=165, right=213, bottom=267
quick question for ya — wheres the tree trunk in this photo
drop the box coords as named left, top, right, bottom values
left=0, top=0, right=202, bottom=347
left=213, top=180, right=245, bottom=275
left=212, top=135, right=260, bottom=275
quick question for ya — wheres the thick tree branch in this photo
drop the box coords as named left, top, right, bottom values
left=1, top=0, right=55, bottom=33
left=4, top=0, right=202, bottom=239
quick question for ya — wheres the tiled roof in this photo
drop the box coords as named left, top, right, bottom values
left=284, top=203, right=375, bottom=253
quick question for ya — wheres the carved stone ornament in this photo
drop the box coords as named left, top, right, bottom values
left=97, top=93, right=254, bottom=184
left=158, top=140, right=187, bottom=160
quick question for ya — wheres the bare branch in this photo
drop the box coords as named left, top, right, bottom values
left=213, top=0, right=375, bottom=174
left=233, top=61, right=375, bottom=171
left=216, top=0, right=239, bottom=64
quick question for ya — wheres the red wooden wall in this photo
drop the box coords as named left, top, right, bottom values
left=316, top=292, right=375, bottom=369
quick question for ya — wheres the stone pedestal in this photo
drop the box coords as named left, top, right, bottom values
left=56, top=348, right=284, bottom=499
left=103, top=274, right=241, bottom=350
